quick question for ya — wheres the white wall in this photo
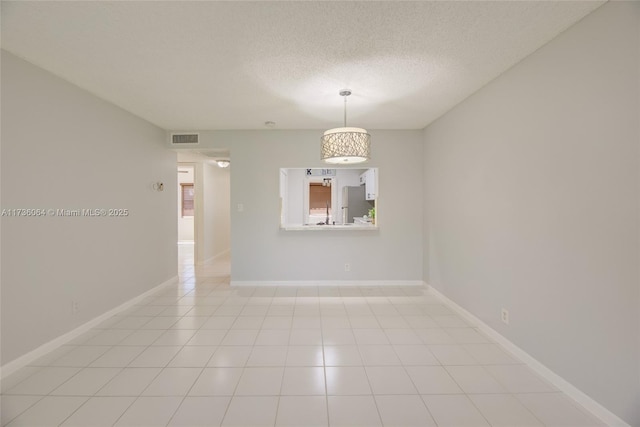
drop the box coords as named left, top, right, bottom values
left=177, top=165, right=194, bottom=242
left=422, top=3, right=639, bottom=425
left=186, top=129, right=423, bottom=283
left=202, top=161, right=230, bottom=262
left=1, top=51, right=178, bottom=366
left=286, top=168, right=305, bottom=224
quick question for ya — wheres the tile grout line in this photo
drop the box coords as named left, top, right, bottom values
left=3, top=272, right=606, bottom=426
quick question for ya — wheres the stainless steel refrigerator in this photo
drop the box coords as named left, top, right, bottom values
left=341, top=186, right=372, bottom=223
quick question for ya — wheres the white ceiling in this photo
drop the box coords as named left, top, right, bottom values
left=1, top=1, right=604, bottom=131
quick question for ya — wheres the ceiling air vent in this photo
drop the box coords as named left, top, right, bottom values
left=171, top=133, right=199, bottom=144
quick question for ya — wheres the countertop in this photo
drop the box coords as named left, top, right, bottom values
left=281, top=223, right=377, bottom=231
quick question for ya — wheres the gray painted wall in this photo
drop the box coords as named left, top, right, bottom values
left=1, top=51, right=178, bottom=365
left=190, top=129, right=423, bottom=283
left=423, top=3, right=639, bottom=424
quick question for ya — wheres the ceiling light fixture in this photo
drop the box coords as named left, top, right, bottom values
left=216, top=160, right=230, bottom=168
left=321, top=89, right=370, bottom=164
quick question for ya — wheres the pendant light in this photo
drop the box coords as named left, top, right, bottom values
left=321, top=89, right=370, bottom=164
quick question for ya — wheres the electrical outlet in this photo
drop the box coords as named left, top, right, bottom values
left=501, top=308, right=509, bottom=325
left=344, top=263, right=351, bottom=272
left=72, top=300, right=79, bottom=315
left=237, top=203, right=244, bottom=212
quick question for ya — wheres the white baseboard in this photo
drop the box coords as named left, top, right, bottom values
left=427, top=284, right=630, bottom=427
left=0, top=275, right=178, bottom=380
left=231, top=280, right=424, bottom=287
left=201, top=248, right=230, bottom=266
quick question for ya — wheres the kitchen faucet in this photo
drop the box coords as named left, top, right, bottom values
left=325, top=201, right=330, bottom=225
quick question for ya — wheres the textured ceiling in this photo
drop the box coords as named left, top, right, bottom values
left=1, top=1, right=604, bottom=130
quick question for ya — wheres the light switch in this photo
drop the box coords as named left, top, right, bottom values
left=237, top=203, right=244, bottom=212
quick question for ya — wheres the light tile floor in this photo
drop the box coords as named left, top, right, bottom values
left=1, top=248, right=606, bottom=426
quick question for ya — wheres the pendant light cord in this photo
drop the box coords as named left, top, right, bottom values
left=343, top=95, right=347, bottom=127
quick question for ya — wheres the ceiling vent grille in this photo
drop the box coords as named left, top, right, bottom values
left=171, top=133, right=199, bottom=144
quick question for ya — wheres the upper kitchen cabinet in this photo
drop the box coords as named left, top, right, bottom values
left=360, top=168, right=377, bottom=200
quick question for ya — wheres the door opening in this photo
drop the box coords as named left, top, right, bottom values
left=177, top=164, right=196, bottom=268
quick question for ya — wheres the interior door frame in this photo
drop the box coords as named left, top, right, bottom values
left=178, top=162, right=199, bottom=263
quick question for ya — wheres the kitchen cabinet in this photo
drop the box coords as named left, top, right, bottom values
left=360, top=168, right=377, bottom=200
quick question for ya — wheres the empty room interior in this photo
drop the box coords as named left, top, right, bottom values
left=1, top=1, right=639, bottom=426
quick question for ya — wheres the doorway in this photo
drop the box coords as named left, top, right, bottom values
left=177, top=164, right=196, bottom=269
left=177, top=150, right=231, bottom=276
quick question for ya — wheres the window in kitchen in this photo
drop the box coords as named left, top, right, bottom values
left=181, top=183, right=194, bottom=217
left=309, top=183, right=331, bottom=215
